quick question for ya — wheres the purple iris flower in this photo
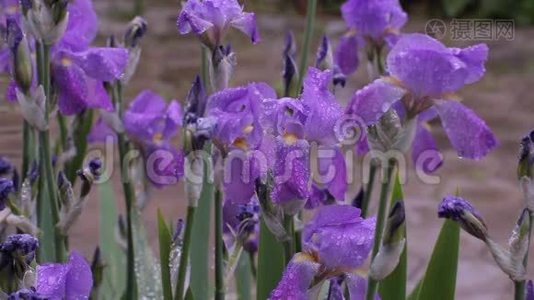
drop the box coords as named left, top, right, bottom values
left=206, top=83, right=275, bottom=203
left=348, top=33, right=497, bottom=160
left=86, top=116, right=117, bottom=144
left=527, top=280, right=534, bottom=300
left=271, top=205, right=376, bottom=299
left=207, top=82, right=275, bottom=152
left=341, top=0, right=407, bottom=45
left=262, top=68, right=348, bottom=207
left=302, top=204, right=375, bottom=270
left=50, top=0, right=128, bottom=115
left=123, top=90, right=184, bottom=186
left=177, top=0, right=259, bottom=48
left=36, top=251, right=93, bottom=299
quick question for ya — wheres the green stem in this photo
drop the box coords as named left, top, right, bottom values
left=57, top=114, right=68, bottom=152
left=365, top=160, right=395, bottom=300
left=21, top=121, right=33, bottom=182
left=36, top=42, right=65, bottom=262
left=201, top=46, right=210, bottom=91
left=361, top=163, right=377, bottom=218
left=66, top=110, right=94, bottom=184
left=295, top=0, right=318, bottom=96
left=111, top=82, right=137, bottom=300
left=283, top=215, right=295, bottom=265
left=174, top=205, right=196, bottom=300
left=215, top=188, right=225, bottom=300
left=514, top=214, right=534, bottom=300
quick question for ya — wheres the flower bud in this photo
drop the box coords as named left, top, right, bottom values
left=518, top=130, right=534, bottom=179
left=282, top=32, right=297, bottom=97
left=367, top=109, right=417, bottom=154
left=77, top=158, right=102, bottom=198
left=16, top=85, right=47, bottom=131
left=315, top=35, right=333, bottom=71
left=370, top=201, right=406, bottom=280
left=6, top=18, right=33, bottom=93
left=23, top=0, right=69, bottom=45
left=124, top=16, right=148, bottom=48
left=184, top=76, right=207, bottom=126
left=211, top=45, right=236, bottom=92
left=0, top=234, right=38, bottom=283
left=254, top=176, right=291, bottom=241
left=438, top=195, right=488, bottom=241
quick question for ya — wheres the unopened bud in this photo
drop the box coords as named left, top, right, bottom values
left=282, top=32, right=297, bottom=97
left=184, top=76, right=207, bottom=126
left=315, top=35, right=333, bottom=71
left=24, top=0, right=69, bottom=45
left=367, top=109, right=416, bottom=154
left=16, top=85, right=47, bottom=131
left=370, top=201, right=406, bottom=280
left=211, top=45, right=235, bottom=92
left=438, top=195, right=488, bottom=241
left=124, top=16, right=147, bottom=48
left=518, top=130, right=534, bottom=179
left=7, top=18, right=33, bottom=93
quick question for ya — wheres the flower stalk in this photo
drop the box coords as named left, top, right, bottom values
left=366, top=159, right=396, bottom=300
left=110, top=81, right=138, bottom=299
left=35, top=41, right=65, bottom=262
left=215, top=188, right=225, bottom=300
left=295, top=0, right=318, bottom=96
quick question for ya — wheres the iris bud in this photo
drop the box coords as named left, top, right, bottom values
left=6, top=19, right=33, bottom=94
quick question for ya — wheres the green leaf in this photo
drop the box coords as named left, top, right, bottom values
left=131, top=206, right=163, bottom=299
left=189, top=150, right=213, bottom=300
left=37, top=183, right=55, bottom=262
left=98, top=181, right=126, bottom=298
left=158, top=209, right=173, bottom=300
left=256, top=218, right=285, bottom=300
left=185, top=287, right=195, bottom=300
left=417, top=219, right=460, bottom=300
left=235, top=253, right=252, bottom=300
left=379, top=172, right=407, bottom=300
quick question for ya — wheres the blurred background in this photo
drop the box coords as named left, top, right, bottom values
left=1, top=0, right=534, bottom=299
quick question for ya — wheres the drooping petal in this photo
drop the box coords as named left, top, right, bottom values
left=434, top=100, right=497, bottom=159
left=346, top=78, right=406, bottom=126
left=230, top=12, right=259, bottom=44
left=64, top=251, right=93, bottom=299
left=53, top=57, right=113, bottom=115
left=316, top=146, right=347, bottom=200
left=335, top=34, right=359, bottom=76
left=301, top=68, right=344, bottom=144
left=223, top=149, right=261, bottom=204
left=36, top=251, right=92, bottom=299
left=87, top=117, right=116, bottom=144
left=70, top=48, right=129, bottom=82
left=346, top=273, right=381, bottom=300
left=59, top=0, right=98, bottom=51
left=177, top=0, right=214, bottom=35
left=304, top=184, right=329, bottom=210
left=162, top=100, right=183, bottom=140
left=270, top=254, right=320, bottom=300
left=302, top=205, right=375, bottom=270
left=271, top=136, right=310, bottom=215
left=411, top=122, right=443, bottom=173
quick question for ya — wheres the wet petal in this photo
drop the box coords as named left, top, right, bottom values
left=270, top=254, right=320, bottom=300
left=346, top=273, right=381, bottom=300
left=271, top=137, right=310, bottom=215
left=223, top=149, right=261, bottom=204
left=434, top=100, right=497, bottom=159
left=335, top=34, right=359, bottom=76
left=230, top=12, right=260, bottom=44
left=123, top=90, right=168, bottom=142
left=452, top=43, right=488, bottom=84
left=176, top=0, right=214, bottom=35
left=411, top=122, right=443, bottom=173
left=59, top=0, right=98, bottom=51
left=316, top=146, right=347, bottom=200
left=71, top=48, right=129, bottom=82
left=301, top=68, right=344, bottom=144
left=346, top=78, right=406, bottom=126
left=302, top=205, right=375, bottom=270
left=36, top=263, right=69, bottom=298
left=64, top=251, right=93, bottom=299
